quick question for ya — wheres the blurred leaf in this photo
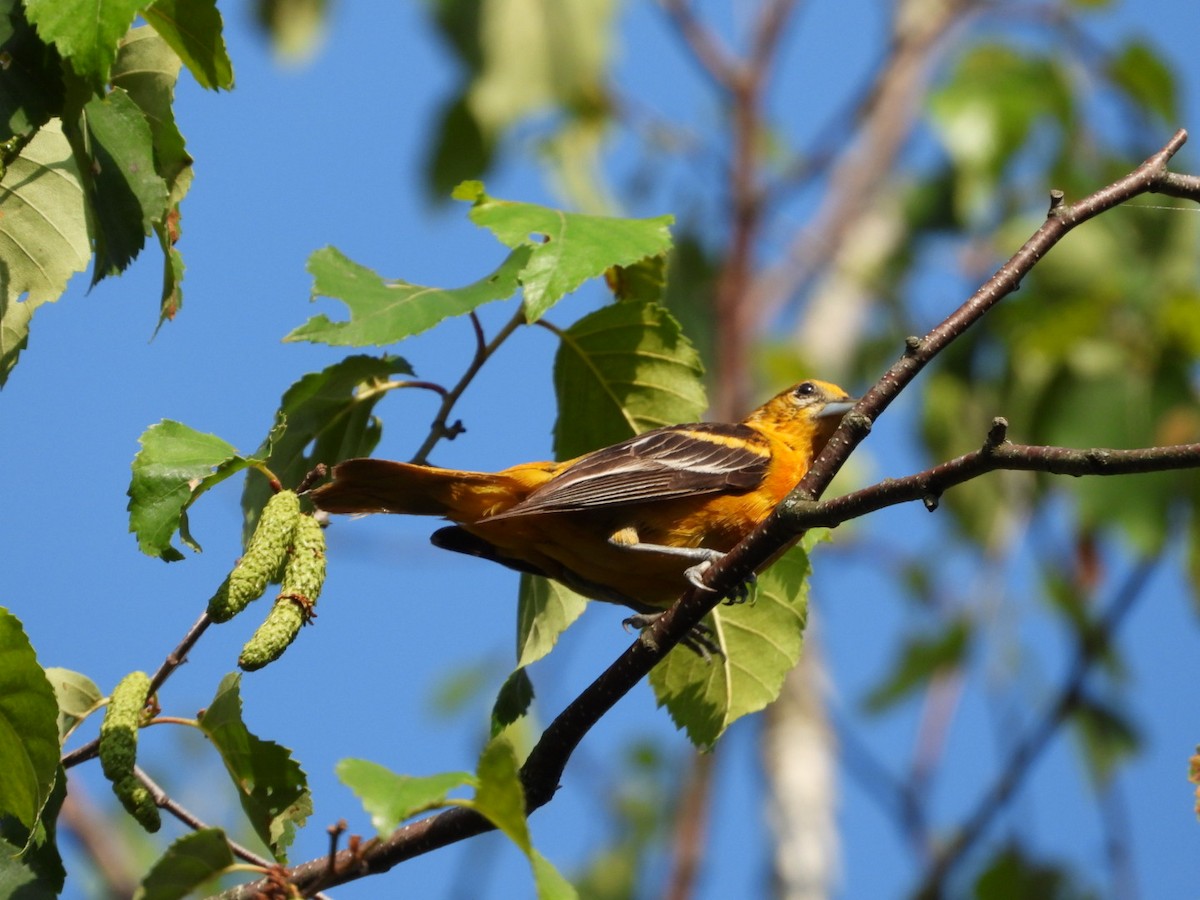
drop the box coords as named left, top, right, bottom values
left=1189, top=746, right=1200, bottom=819
left=127, top=420, right=246, bottom=560
left=0, top=119, right=90, bottom=386
left=336, top=758, right=472, bottom=835
left=662, top=233, right=719, bottom=372
left=0, top=765, right=66, bottom=897
left=1070, top=694, right=1139, bottom=787
left=453, top=180, right=674, bottom=321
left=1107, top=39, right=1176, bottom=123
left=863, top=618, right=970, bottom=714
left=649, top=543, right=813, bottom=748
left=0, top=608, right=60, bottom=831
left=143, top=0, right=233, bottom=91
left=254, top=0, right=330, bottom=64
left=516, top=575, right=588, bottom=668
left=552, top=300, right=706, bottom=458
left=491, top=668, right=535, bottom=736
left=0, top=1, right=65, bottom=140
left=134, top=828, right=234, bottom=900
left=43, top=667, right=102, bottom=741
left=606, top=253, right=667, bottom=304
left=929, top=45, right=1072, bottom=220
left=425, top=93, right=492, bottom=202
left=540, top=109, right=613, bottom=214
left=78, top=87, right=169, bottom=284
left=240, top=354, right=412, bottom=542
left=285, top=244, right=530, bottom=347
left=198, top=673, right=312, bottom=860
left=975, top=842, right=1084, bottom=900
left=23, top=0, right=143, bottom=84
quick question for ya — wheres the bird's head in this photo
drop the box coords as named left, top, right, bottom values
left=746, top=379, right=858, bottom=454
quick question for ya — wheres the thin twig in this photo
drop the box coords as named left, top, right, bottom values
left=410, top=309, right=526, bottom=465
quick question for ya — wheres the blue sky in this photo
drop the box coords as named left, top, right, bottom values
left=4, top=2, right=1200, bottom=897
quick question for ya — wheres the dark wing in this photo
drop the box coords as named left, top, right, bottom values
left=485, top=422, right=770, bottom=520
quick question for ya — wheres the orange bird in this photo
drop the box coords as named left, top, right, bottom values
left=311, top=380, right=855, bottom=619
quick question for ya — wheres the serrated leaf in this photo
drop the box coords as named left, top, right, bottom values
left=43, top=667, right=102, bottom=741
left=516, top=575, right=587, bottom=668
left=453, top=180, right=673, bottom=320
left=285, top=244, right=530, bottom=347
left=336, top=759, right=472, bottom=835
left=197, top=673, right=311, bottom=860
left=459, top=738, right=577, bottom=900
left=0, top=608, right=60, bottom=831
left=0, top=2, right=65, bottom=140
left=111, top=26, right=192, bottom=200
left=863, top=619, right=971, bottom=714
left=0, top=119, right=90, bottom=386
left=552, top=300, right=706, bottom=458
left=80, top=87, right=169, bottom=283
left=142, top=0, right=234, bottom=91
left=127, top=420, right=242, bottom=560
left=648, top=544, right=813, bottom=748
left=133, top=828, right=234, bottom=900
left=24, top=0, right=146, bottom=84
left=491, top=668, right=534, bottom=736
left=239, top=354, right=412, bottom=542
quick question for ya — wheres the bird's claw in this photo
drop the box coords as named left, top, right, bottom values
left=622, top=612, right=723, bottom=660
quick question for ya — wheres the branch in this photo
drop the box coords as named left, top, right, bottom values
left=219, top=130, right=1193, bottom=897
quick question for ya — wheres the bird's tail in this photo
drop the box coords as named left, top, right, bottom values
left=309, top=458, right=541, bottom=522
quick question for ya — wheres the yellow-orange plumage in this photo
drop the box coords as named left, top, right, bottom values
left=311, top=380, right=855, bottom=612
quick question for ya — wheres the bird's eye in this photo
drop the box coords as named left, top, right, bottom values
left=794, top=382, right=816, bottom=397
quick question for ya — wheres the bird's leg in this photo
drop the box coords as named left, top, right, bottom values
left=607, top=529, right=757, bottom=605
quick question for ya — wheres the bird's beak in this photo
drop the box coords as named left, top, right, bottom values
left=816, top=398, right=858, bottom=420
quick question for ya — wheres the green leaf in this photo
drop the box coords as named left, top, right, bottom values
left=127, top=420, right=242, bottom=560
left=460, top=738, right=577, bottom=900
left=0, top=119, right=90, bottom=386
left=516, top=574, right=587, bottom=668
left=491, top=668, right=535, bottom=736
left=425, top=93, right=493, bottom=202
left=284, top=244, right=530, bottom=347
left=142, top=0, right=234, bottom=91
left=649, top=543, right=814, bottom=748
left=197, top=673, right=311, bottom=861
left=552, top=300, right=706, bottom=458
left=253, top=0, right=332, bottom=64
left=1107, top=39, right=1176, bottom=123
left=453, top=180, right=674, bottom=320
left=79, top=87, right=169, bottom=283
left=42, top=667, right=102, bottom=742
left=133, top=828, right=234, bottom=900
left=0, top=608, right=60, bottom=831
left=0, top=1, right=65, bottom=140
left=24, top=0, right=147, bottom=84
left=239, top=354, right=413, bottom=542
left=111, top=26, right=193, bottom=200
left=863, top=619, right=971, bottom=714
left=336, top=759, right=472, bottom=835
left=0, top=766, right=66, bottom=897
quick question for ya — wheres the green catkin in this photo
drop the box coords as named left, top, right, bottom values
left=239, top=514, right=327, bottom=671
left=207, top=490, right=301, bottom=623
left=99, top=671, right=160, bottom=832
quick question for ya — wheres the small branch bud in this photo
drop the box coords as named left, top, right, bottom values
left=922, top=494, right=940, bottom=512
left=1048, top=189, right=1065, bottom=214
left=904, top=335, right=924, bottom=357
left=985, top=418, right=1009, bottom=448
